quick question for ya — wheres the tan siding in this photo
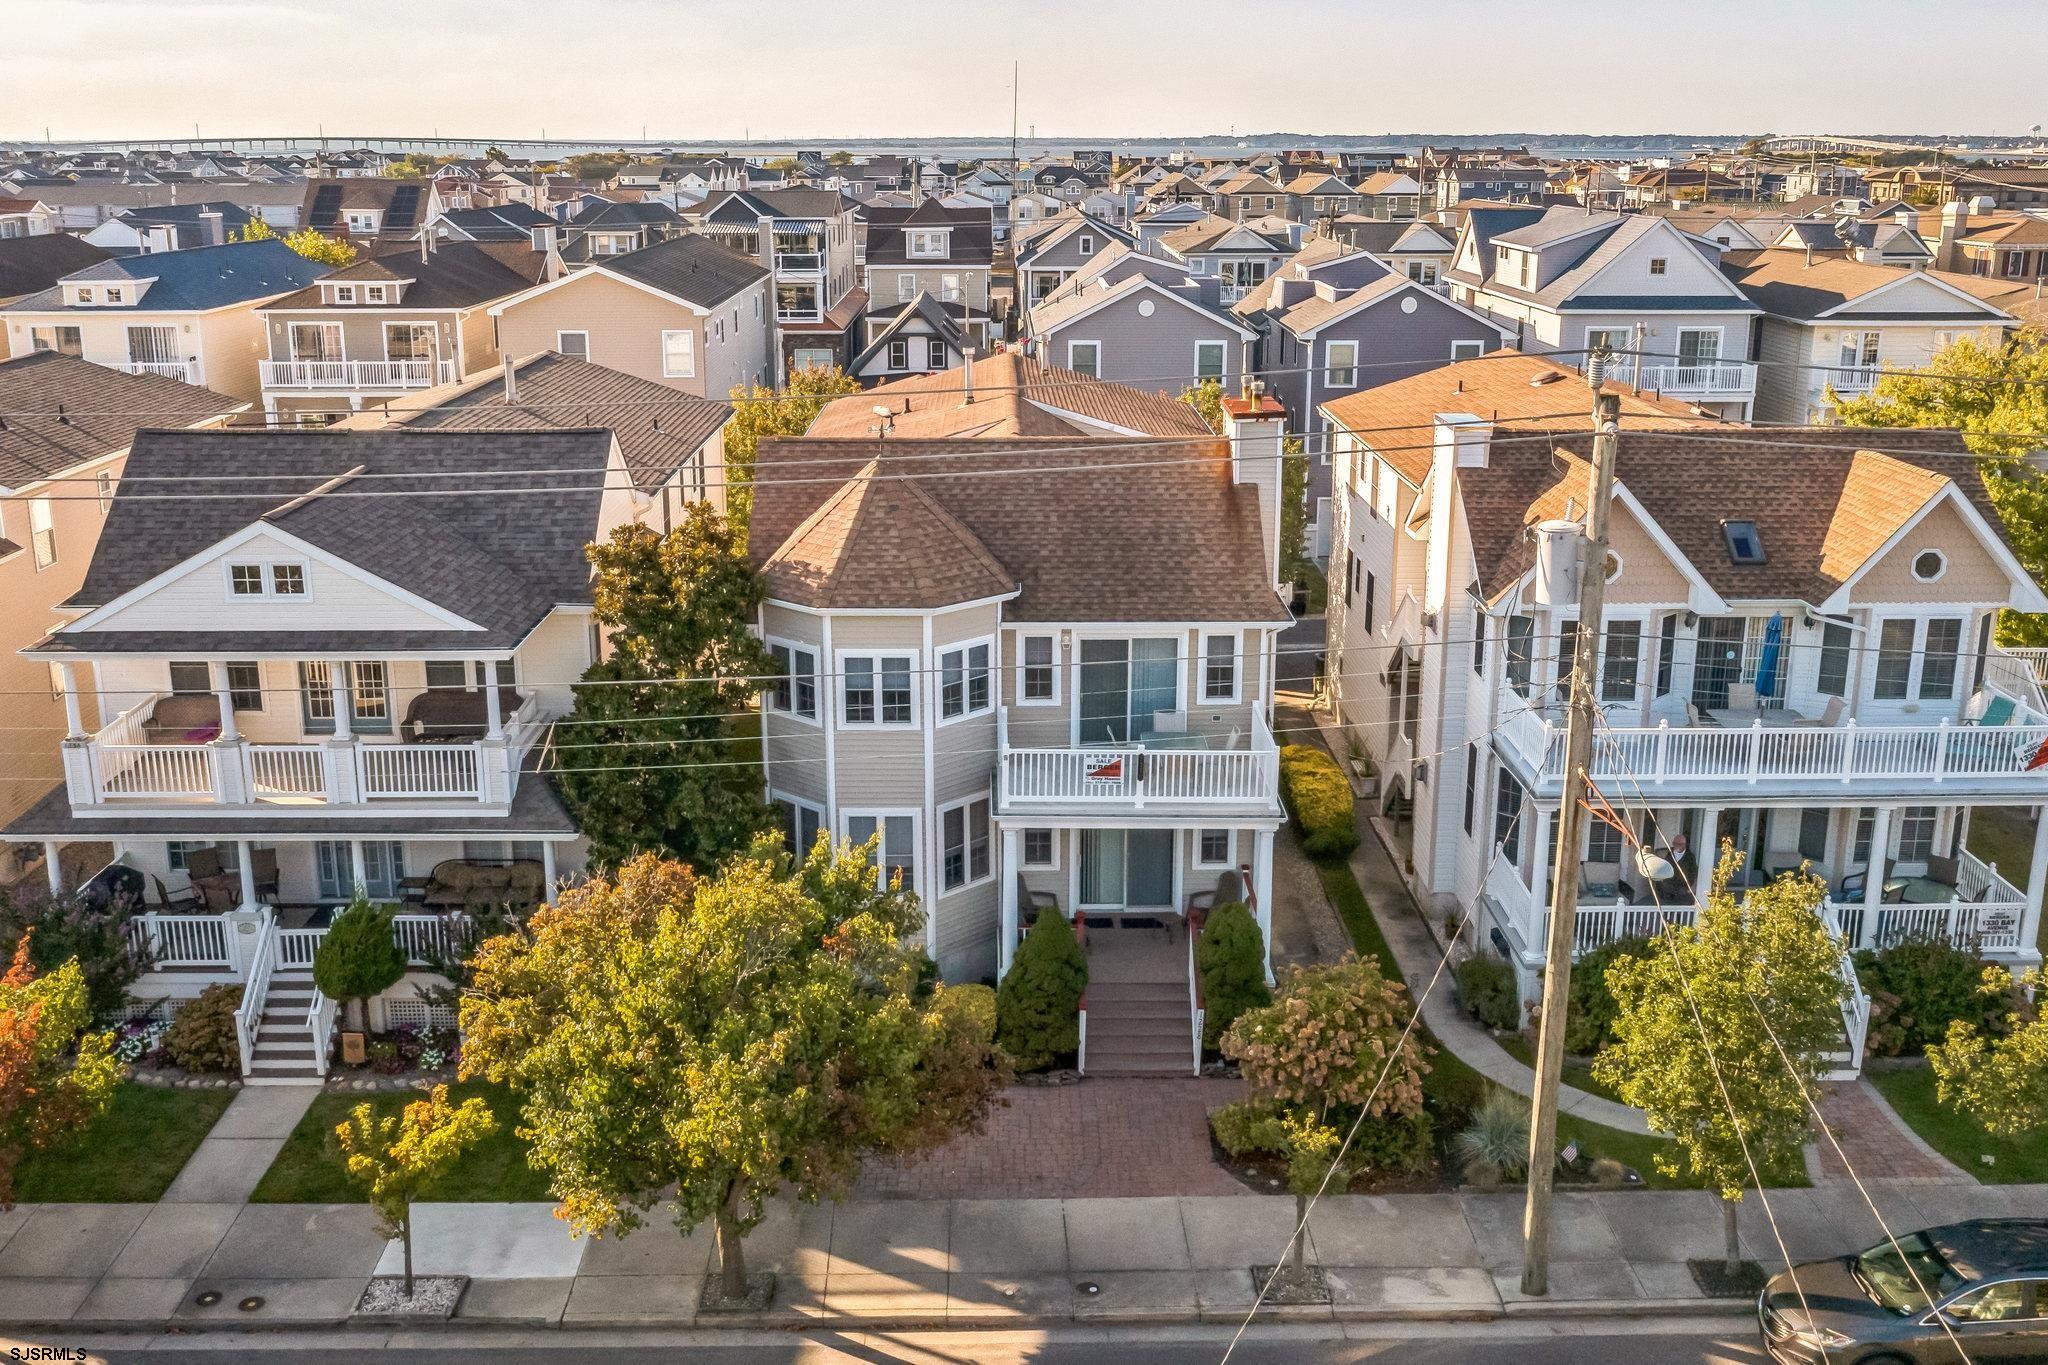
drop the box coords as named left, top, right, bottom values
left=1851, top=496, right=2015, bottom=605
left=1603, top=503, right=1692, bottom=605
left=495, top=273, right=708, bottom=395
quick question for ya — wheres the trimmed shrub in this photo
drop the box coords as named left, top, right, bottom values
left=996, top=908, right=1087, bottom=1071
left=1563, top=935, right=1651, bottom=1056
left=163, top=983, right=243, bottom=1073
left=0, top=890, right=148, bottom=1020
left=1455, top=954, right=1520, bottom=1032
left=313, top=895, right=408, bottom=1032
left=1278, top=744, right=1359, bottom=859
left=1196, top=902, right=1271, bottom=1048
left=1856, top=934, right=2022, bottom=1057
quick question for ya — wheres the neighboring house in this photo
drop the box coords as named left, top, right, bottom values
left=1026, top=268, right=1256, bottom=395
left=746, top=409, right=1293, bottom=995
left=0, top=234, right=110, bottom=320
left=0, top=198, right=57, bottom=238
left=427, top=203, right=556, bottom=245
left=1447, top=205, right=1763, bottom=420
left=560, top=200, right=685, bottom=264
left=862, top=200, right=997, bottom=354
left=0, top=354, right=244, bottom=841
left=0, top=239, right=330, bottom=398
left=1434, top=164, right=1547, bottom=210
left=692, top=188, right=865, bottom=380
left=374, top=350, right=732, bottom=528
left=1153, top=213, right=1294, bottom=305
left=1013, top=212, right=1134, bottom=303
left=848, top=292, right=973, bottom=386
left=1768, top=217, right=1933, bottom=267
left=1214, top=173, right=1288, bottom=221
left=1622, top=166, right=1748, bottom=207
left=811, top=352, right=1218, bottom=440
left=1324, top=219, right=1458, bottom=286
left=1132, top=201, right=1211, bottom=254
left=82, top=202, right=256, bottom=255
left=255, top=240, right=560, bottom=422
left=4, top=427, right=700, bottom=1069
left=1322, top=380, right=2048, bottom=1071
left=1719, top=248, right=2016, bottom=424
left=1945, top=215, right=2048, bottom=282
left=1284, top=173, right=1361, bottom=222
left=303, top=179, right=441, bottom=244
left=491, top=234, right=773, bottom=400
left=13, top=181, right=312, bottom=232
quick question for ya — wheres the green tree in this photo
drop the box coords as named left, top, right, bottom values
left=485, top=146, right=509, bottom=162
left=1195, top=902, right=1270, bottom=1048
left=554, top=506, right=776, bottom=872
left=1833, top=329, right=2048, bottom=644
left=313, top=895, right=407, bottom=1033
left=1592, top=852, right=1845, bottom=1272
left=995, top=907, right=1087, bottom=1070
left=1217, top=958, right=1431, bottom=1281
left=723, top=369, right=863, bottom=528
left=382, top=157, right=432, bottom=179
left=827, top=150, right=855, bottom=167
left=763, top=157, right=802, bottom=175
left=460, top=846, right=1004, bottom=1300
left=0, top=890, right=146, bottom=1020
left=0, top=939, right=120, bottom=1208
left=566, top=151, right=632, bottom=182
left=236, top=216, right=359, bottom=267
left=1926, top=964, right=2048, bottom=1136
left=1179, top=378, right=1225, bottom=434
left=336, top=1084, right=497, bottom=1296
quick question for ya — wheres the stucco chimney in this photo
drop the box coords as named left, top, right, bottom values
left=1222, top=387, right=1289, bottom=596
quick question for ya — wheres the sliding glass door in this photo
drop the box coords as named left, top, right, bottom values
left=1077, top=638, right=1179, bottom=743
left=1078, top=829, right=1176, bottom=909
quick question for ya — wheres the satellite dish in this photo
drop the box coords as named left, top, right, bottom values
left=1635, top=847, right=1675, bottom=882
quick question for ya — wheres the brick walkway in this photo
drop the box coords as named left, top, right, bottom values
left=855, top=1077, right=1249, bottom=1199
left=1814, top=1079, right=1960, bottom=1182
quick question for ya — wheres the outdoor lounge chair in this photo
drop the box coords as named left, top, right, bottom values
left=1016, top=873, right=1058, bottom=927
left=141, top=694, right=221, bottom=744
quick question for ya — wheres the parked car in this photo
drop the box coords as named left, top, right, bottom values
left=1759, top=1219, right=2048, bottom=1362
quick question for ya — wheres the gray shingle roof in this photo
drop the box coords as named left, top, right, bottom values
left=261, top=242, right=548, bottom=311
left=0, top=234, right=111, bottom=299
left=58, top=428, right=615, bottom=650
left=601, top=234, right=767, bottom=308
left=3, top=238, right=330, bottom=313
left=0, top=352, right=243, bottom=490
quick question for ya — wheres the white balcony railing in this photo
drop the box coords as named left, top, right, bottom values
left=124, top=912, right=234, bottom=969
left=1830, top=850, right=2030, bottom=953
left=776, top=307, right=823, bottom=323
left=1639, top=361, right=1755, bottom=395
left=1500, top=712, right=2048, bottom=796
left=259, top=358, right=455, bottom=390
left=996, top=709, right=1280, bottom=814
left=1829, top=366, right=1882, bottom=395
left=774, top=251, right=824, bottom=274
left=116, top=359, right=200, bottom=384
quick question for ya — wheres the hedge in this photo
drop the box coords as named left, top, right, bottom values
left=1278, top=744, right=1359, bottom=858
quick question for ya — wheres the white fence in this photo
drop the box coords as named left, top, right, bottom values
left=125, top=912, right=232, bottom=968
left=1640, top=361, right=1755, bottom=395
left=259, top=358, right=452, bottom=389
left=998, top=712, right=1278, bottom=812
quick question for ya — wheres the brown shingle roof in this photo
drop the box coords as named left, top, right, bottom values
left=1461, top=427, right=1997, bottom=603
left=806, top=353, right=1214, bottom=441
left=1719, top=249, right=2015, bottom=320
left=749, top=437, right=1290, bottom=622
left=1319, top=350, right=1711, bottom=483
left=761, top=459, right=1018, bottom=609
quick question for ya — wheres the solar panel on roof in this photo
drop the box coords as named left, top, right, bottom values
left=385, top=185, right=422, bottom=230
left=308, top=184, right=344, bottom=228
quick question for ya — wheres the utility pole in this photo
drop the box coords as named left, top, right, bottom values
left=1520, top=356, right=1622, bottom=1299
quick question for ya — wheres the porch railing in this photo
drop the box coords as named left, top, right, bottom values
left=1984, top=645, right=2048, bottom=722
left=275, top=927, right=326, bottom=970
left=90, top=743, right=217, bottom=800
left=246, top=744, right=327, bottom=798
left=306, top=985, right=338, bottom=1077
left=997, top=710, right=1279, bottom=811
left=126, top=912, right=233, bottom=968
left=357, top=744, right=479, bottom=798
left=1821, top=903, right=1872, bottom=1076
left=1542, top=901, right=1698, bottom=958
left=74, top=723, right=500, bottom=807
left=1639, top=361, right=1756, bottom=395
left=234, top=917, right=277, bottom=1076
left=115, top=359, right=199, bottom=384
left=259, top=359, right=454, bottom=389
left=1186, top=907, right=1206, bottom=1078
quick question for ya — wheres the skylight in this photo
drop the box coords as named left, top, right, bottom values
left=1722, top=519, right=1766, bottom=564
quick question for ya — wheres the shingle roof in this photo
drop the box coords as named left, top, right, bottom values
left=262, top=242, right=549, bottom=311
left=749, top=437, right=1289, bottom=622
left=863, top=200, right=995, bottom=266
left=808, top=353, right=1217, bottom=441
left=435, top=203, right=553, bottom=241
left=58, top=428, right=616, bottom=650
left=2, top=238, right=330, bottom=313
left=851, top=292, right=972, bottom=371
left=0, top=352, right=243, bottom=490
left=600, top=233, right=767, bottom=308
left=0, top=233, right=110, bottom=299
left=1460, top=427, right=1999, bottom=603
left=761, top=459, right=1018, bottom=609
left=1719, top=249, right=2014, bottom=320
left=387, top=351, right=729, bottom=492
left=1159, top=213, right=1288, bottom=256
left=1274, top=273, right=1415, bottom=335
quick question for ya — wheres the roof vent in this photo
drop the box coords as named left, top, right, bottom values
left=1721, top=519, right=1766, bottom=565
left=1528, top=371, right=1566, bottom=387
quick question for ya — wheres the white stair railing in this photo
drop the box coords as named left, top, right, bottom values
left=234, top=917, right=277, bottom=1077
left=306, top=986, right=339, bottom=1076
left=1186, top=915, right=1206, bottom=1077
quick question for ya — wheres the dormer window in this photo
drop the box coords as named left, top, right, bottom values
left=364, top=284, right=387, bottom=304
left=75, top=287, right=94, bottom=304
left=1721, top=520, right=1765, bottom=564
left=104, top=287, right=123, bottom=304
left=908, top=229, right=950, bottom=258
left=333, top=284, right=357, bottom=305
left=344, top=211, right=379, bottom=233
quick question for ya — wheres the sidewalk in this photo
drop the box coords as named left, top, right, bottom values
left=13, top=1183, right=2048, bottom=1330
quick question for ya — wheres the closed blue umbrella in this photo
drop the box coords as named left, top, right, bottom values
left=1755, top=613, right=1784, bottom=698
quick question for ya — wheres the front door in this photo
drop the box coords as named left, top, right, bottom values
left=1127, top=830, right=1174, bottom=907
left=315, top=840, right=405, bottom=901
left=1690, top=617, right=1748, bottom=710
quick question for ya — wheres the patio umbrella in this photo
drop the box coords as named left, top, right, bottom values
left=1754, top=612, right=1784, bottom=699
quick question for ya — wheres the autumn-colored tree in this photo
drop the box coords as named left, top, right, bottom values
left=336, top=1084, right=497, bottom=1296
left=553, top=507, right=776, bottom=872
left=723, top=368, right=863, bottom=527
left=1593, top=851, right=1844, bottom=1272
left=0, top=939, right=120, bottom=1208
left=460, top=845, right=1004, bottom=1300
left=1216, top=957, right=1431, bottom=1279
left=1926, top=964, right=2048, bottom=1137
left=233, top=215, right=358, bottom=267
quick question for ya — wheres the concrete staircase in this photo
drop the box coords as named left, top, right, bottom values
left=1085, top=979, right=1194, bottom=1076
left=246, top=971, right=322, bottom=1084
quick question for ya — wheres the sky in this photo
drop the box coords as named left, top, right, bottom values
left=10, top=0, right=2048, bottom=143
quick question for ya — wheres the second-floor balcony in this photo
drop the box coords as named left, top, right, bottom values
left=259, top=358, right=457, bottom=391
left=115, top=359, right=201, bottom=384
left=1639, top=360, right=1756, bottom=397
left=996, top=709, right=1281, bottom=819
left=773, top=251, right=824, bottom=275
left=63, top=688, right=545, bottom=814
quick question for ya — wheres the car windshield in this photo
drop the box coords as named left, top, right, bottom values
left=1853, top=1232, right=1968, bottom=1315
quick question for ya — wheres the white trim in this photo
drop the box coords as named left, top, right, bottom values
left=1018, top=825, right=1061, bottom=871
left=222, top=558, right=311, bottom=602
left=63, top=522, right=484, bottom=634
left=769, top=789, right=826, bottom=860
left=1193, top=338, right=1228, bottom=383
left=660, top=328, right=696, bottom=379
left=381, top=319, right=437, bottom=365
left=1193, top=827, right=1235, bottom=871
left=1910, top=547, right=1949, bottom=584
left=936, top=634, right=997, bottom=725
left=1295, top=278, right=1512, bottom=343
left=1822, top=483, right=2048, bottom=613
left=1323, top=339, right=1360, bottom=389
left=1812, top=266, right=2018, bottom=321
left=487, top=263, right=716, bottom=318
left=841, top=806, right=922, bottom=901
left=1014, top=631, right=1061, bottom=707
left=1200, top=631, right=1241, bottom=704
left=763, top=636, right=821, bottom=726
left=1450, top=338, right=1485, bottom=361
left=937, top=792, right=996, bottom=894
left=1040, top=276, right=1258, bottom=341
left=1066, top=339, right=1102, bottom=377
left=835, top=647, right=920, bottom=728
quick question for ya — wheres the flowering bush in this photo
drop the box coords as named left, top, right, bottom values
left=345, top=1024, right=461, bottom=1075
left=113, top=1018, right=169, bottom=1066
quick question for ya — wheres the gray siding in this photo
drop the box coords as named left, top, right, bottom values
left=1039, top=294, right=1247, bottom=396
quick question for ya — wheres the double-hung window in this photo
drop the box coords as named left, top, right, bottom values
left=940, top=797, right=992, bottom=891
left=1599, top=620, right=1641, bottom=703
left=1067, top=341, right=1100, bottom=378
left=1816, top=620, right=1853, bottom=697
left=1195, top=340, right=1226, bottom=382
left=1873, top=619, right=1916, bottom=699
left=1324, top=340, right=1359, bottom=388
left=939, top=641, right=992, bottom=721
left=1018, top=634, right=1058, bottom=704
left=1872, top=617, right=1964, bottom=702
left=774, top=797, right=824, bottom=860
left=842, top=654, right=913, bottom=726
left=845, top=811, right=916, bottom=892
left=28, top=499, right=55, bottom=570
left=766, top=642, right=818, bottom=721
left=887, top=338, right=910, bottom=370
left=1919, top=618, right=1963, bottom=700
left=1202, top=633, right=1238, bottom=702
left=1195, top=829, right=1232, bottom=869
left=660, top=329, right=695, bottom=378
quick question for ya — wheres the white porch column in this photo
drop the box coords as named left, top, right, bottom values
left=235, top=839, right=259, bottom=912
left=209, top=660, right=240, bottom=742
left=42, top=842, right=62, bottom=897
left=1527, top=805, right=1551, bottom=941
left=1860, top=805, right=1894, bottom=950
left=542, top=840, right=558, bottom=888
left=349, top=839, right=368, bottom=896
left=999, top=827, right=1021, bottom=980
left=1252, top=827, right=1276, bottom=985
left=1696, top=805, right=1723, bottom=906
left=483, top=676, right=504, bottom=741
left=2025, top=805, right=2048, bottom=959
left=328, top=662, right=353, bottom=741
left=57, top=663, right=85, bottom=738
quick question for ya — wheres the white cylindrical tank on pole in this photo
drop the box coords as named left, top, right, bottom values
left=1530, top=518, right=1585, bottom=609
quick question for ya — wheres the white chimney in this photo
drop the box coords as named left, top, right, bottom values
left=501, top=353, right=520, bottom=401
left=1223, top=386, right=1289, bottom=595
left=1432, top=412, right=1492, bottom=469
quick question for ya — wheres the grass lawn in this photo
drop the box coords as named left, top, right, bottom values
left=15, top=1083, right=234, bottom=1203
left=1313, top=857, right=1396, bottom=980
left=1869, top=1065, right=2048, bottom=1184
left=249, top=1079, right=547, bottom=1204
left=1496, top=1034, right=1626, bottom=1106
